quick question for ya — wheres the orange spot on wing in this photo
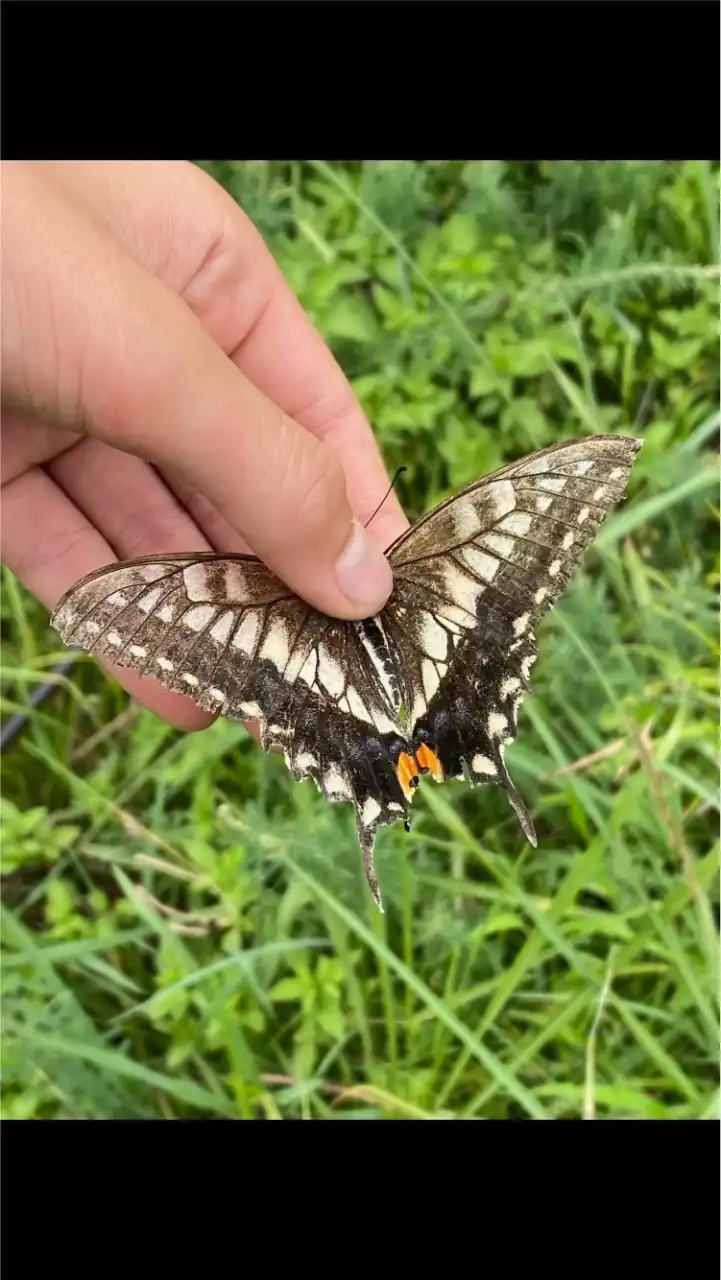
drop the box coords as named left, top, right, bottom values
left=415, top=744, right=444, bottom=781
left=395, top=751, right=419, bottom=800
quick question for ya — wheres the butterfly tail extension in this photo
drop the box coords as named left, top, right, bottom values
left=505, top=780, right=537, bottom=847
left=356, top=820, right=385, bottom=913
left=352, top=761, right=413, bottom=911
left=458, top=729, right=537, bottom=845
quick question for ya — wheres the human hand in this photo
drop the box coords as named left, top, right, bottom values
left=1, top=160, right=408, bottom=730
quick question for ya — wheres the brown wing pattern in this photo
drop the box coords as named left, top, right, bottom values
left=50, top=435, right=643, bottom=909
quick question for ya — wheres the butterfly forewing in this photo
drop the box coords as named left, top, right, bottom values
left=51, top=435, right=643, bottom=908
left=51, top=553, right=294, bottom=706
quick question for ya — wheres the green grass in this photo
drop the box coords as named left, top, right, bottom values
left=1, top=160, right=718, bottom=1120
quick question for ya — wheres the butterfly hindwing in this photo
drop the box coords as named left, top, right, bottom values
left=50, top=435, right=643, bottom=908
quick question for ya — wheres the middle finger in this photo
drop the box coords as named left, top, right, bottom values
left=48, top=437, right=215, bottom=560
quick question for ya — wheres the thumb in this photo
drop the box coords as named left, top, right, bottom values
left=1, top=165, right=394, bottom=619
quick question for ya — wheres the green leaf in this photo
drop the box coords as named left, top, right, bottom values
left=270, top=977, right=305, bottom=1003
left=317, top=1003, right=345, bottom=1041
left=324, top=296, right=377, bottom=344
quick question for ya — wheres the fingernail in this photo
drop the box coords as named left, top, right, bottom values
left=335, top=519, right=393, bottom=613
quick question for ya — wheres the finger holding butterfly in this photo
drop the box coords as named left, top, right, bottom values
left=33, top=160, right=409, bottom=557
left=1, top=161, right=398, bottom=646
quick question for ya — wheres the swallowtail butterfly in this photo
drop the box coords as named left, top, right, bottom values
left=51, top=435, right=642, bottom=908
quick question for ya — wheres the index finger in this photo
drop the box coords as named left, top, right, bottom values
left=221, top=242, right=409, bottom=553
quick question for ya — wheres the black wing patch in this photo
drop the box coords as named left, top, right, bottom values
left=50, top=435, right=643, bottom=909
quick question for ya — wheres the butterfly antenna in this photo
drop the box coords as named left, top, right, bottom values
left=364, top=466, right=407, bottom=531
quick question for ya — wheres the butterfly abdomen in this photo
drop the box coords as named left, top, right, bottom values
left=353, top=616, right=403, bottom=715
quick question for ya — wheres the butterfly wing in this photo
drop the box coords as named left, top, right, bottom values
left=51, top=553, right=294, bottom=713
left=50, top=434, right=643, bottom=909
left=50, top=552, right=409, bottom=905
left=382, top=434, right=643, bottom=835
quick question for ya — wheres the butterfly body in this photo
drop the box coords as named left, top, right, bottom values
left=51, top=435, right=643, bottom=909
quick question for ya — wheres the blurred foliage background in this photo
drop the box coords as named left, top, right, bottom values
left=1, top=160, right=718, bottom=1120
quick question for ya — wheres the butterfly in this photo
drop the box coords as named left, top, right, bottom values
left=51, top=434, right=643, bottom=909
